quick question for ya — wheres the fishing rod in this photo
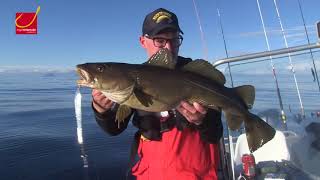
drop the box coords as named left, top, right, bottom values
left=192, top=0, right=209, bottom=60
left=256, top=0, right=287, bottom=129
left=297, top=0, right=320, bottom=92
left=273, top=0, right=305, bottom=117
left=216, top=2, right=235, bottom=180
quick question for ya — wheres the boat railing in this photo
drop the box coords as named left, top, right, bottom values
left=213, top=22, right=320, bottom=180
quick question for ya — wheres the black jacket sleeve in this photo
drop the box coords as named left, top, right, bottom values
left=195, top=109, right=223, bottom=144
left=175, top=108, right=223, bottom=144
left=92, top=103, right=133, bottom=136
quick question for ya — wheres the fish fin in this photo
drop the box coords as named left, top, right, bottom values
left=182, top=59, right=226, bottom=85
left=187, top=96, right=220, bottom=111
left=207, top=104, right=221, bottom=112
left=225, top=111, right=243, bottom=130
left=134, top=88, right=153, bottom=107
left=116, top=104, right=132, bottom=127
left=244, top=113, right=276, bottom=152
left=234, top=85, right=255, bottom=109
left=187, top=97, right=206, bottom=106
left=143, top=48, right=176, bottom=69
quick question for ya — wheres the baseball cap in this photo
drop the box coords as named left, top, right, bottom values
left=142, top=8, right=183, bottom=37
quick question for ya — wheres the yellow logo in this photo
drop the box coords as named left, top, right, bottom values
left=152, top=11, right=172, bottom=24
left=15, top=6, right=40, bottom=29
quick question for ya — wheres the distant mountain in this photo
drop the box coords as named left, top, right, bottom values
left=0, top=65, right=74, bottom=73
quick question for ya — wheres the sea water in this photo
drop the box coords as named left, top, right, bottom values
left=0, top=71, right=319, bottom=179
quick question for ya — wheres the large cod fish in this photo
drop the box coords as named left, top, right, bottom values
left=76, top=49, right=275, bottom=152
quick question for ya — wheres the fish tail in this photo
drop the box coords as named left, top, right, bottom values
left=244, top=113, right=276, bottom=152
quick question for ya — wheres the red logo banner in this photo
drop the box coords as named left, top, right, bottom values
left=15, top=6, right=40, bottom=35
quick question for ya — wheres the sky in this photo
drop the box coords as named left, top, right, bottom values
left=1, top=0, right=320, bottom=72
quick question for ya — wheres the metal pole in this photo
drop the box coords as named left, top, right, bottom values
left=212, top=43, right=320, bottom=67
left=273, top=0, right=305, bottom=117
left=256, top=0, right=287, bottom=129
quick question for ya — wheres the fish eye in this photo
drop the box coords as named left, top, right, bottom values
left=97, top=65, right=105, bottom=73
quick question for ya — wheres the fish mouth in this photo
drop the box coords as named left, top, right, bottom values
left=76, top=67, right=94, bottom=87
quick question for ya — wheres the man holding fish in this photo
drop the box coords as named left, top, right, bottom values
left=77, top=7, right=275, bottom=180
left=91, top=8, right=223, bottom=180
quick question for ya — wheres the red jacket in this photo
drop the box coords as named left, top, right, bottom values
left=132, top=127, right=220, bottom=180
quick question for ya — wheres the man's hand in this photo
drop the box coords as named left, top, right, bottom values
left=92, top=89, right=114, bottom=113
left=176, top=101, right=207, bottom=125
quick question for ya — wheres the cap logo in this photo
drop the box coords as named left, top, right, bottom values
left=152, top=11, right=172, bottom=24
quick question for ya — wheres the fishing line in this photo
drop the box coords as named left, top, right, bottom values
left=256, top=0, right=287, bottom=128
left=192, top=0, right=209, bottom=60
left=273, top=0, right=305, bottom=117
left=297, top=0, right=320, bottom=92
left=217, top=6, right=234, bottom=87
left=74, top=87, right=89, bottom=179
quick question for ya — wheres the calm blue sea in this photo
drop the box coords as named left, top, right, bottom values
left=0, top=72, right=136, bottom=180
left=0, top=70, right=319, bottom=179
